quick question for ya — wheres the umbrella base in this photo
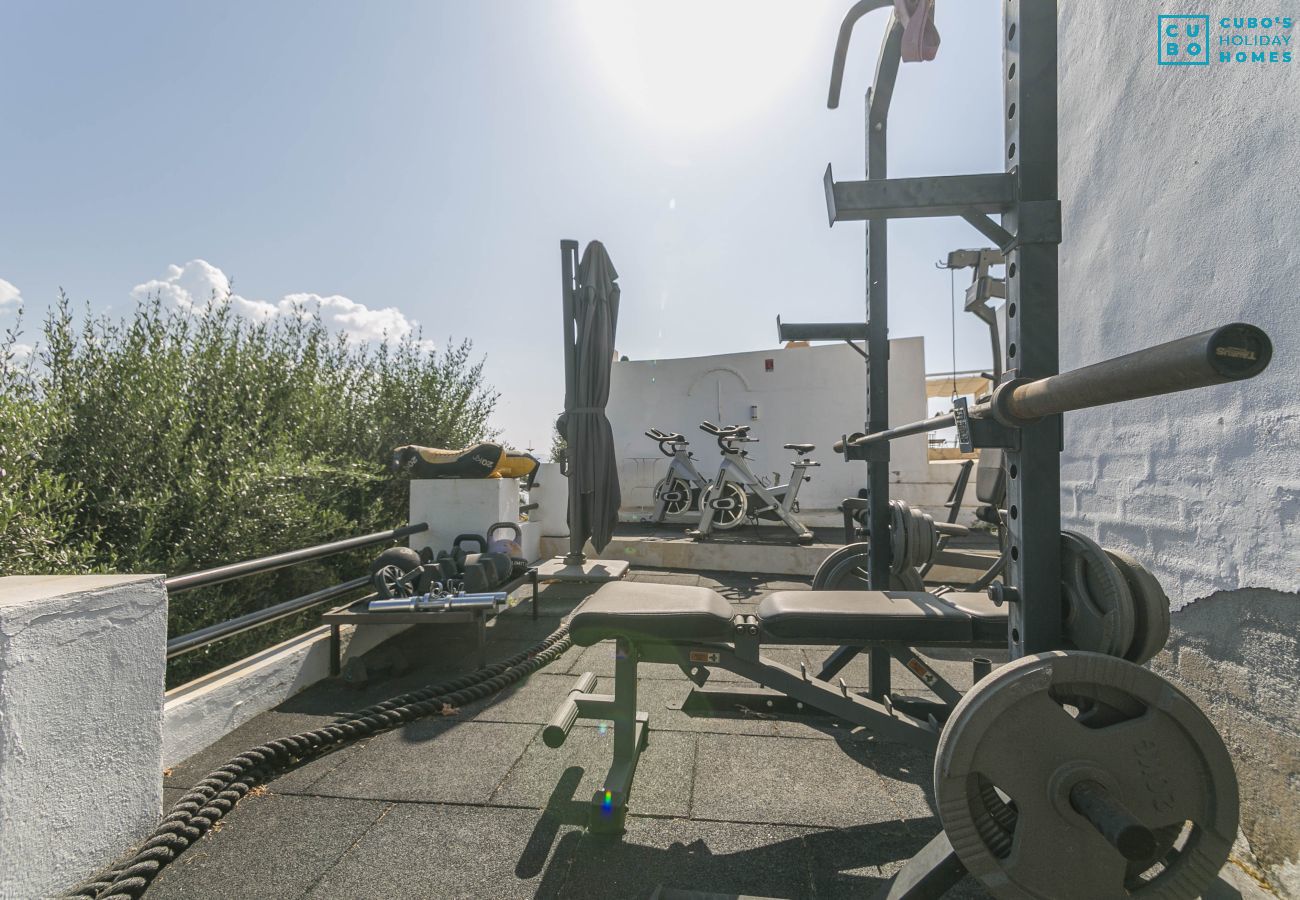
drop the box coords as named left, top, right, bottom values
left=536, top=557, right=630, bottom=583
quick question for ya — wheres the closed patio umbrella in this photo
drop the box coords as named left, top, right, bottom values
left=558, top=239, right=622, bottom=559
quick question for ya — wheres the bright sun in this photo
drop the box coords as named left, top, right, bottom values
left=573, top=1, right=829, bottom=137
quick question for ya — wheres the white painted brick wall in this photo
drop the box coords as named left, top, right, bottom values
left=1058, top=2, right=1300, bottom=608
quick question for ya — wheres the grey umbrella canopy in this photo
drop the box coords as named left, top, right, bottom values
left=558, top=240, right=622, bottom=557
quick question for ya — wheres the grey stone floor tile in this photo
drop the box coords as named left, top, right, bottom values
left=306, top=803, right=582, bottom=900
left=802, top=819, right=990, bottom=899
left=164, top=711, right=347, bottom=795
left=628, top=571, right=703, bottom=586
left=148, top=794, right=388, bottom=900
left=310, top=719, right=538, bottom=804
left=598, top=675, right=782, bottom=737
left=462, top=671, right=578, bottom=725
left=492, top=726, right=697, bottom=820
left=562, top=816, right=815, bottom=899
left=691, top=733, right=918, bottom=828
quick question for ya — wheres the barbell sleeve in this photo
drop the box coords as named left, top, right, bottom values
left=991, top=323, right=1271, bottom=425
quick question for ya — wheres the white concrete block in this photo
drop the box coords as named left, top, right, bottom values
left=519, top=520, right=544, bottom=563
left=535, top=463, right=569, bottom=537
left=408, top=478, right=518, bottom=556
left=0, top=575, right=167, bottom=898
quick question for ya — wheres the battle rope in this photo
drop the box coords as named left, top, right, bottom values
left=68, top=624, right=573, bottom=899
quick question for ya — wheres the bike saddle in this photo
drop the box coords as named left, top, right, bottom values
left=784, top=443, right=816, bottom=454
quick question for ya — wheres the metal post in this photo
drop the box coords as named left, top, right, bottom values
left=818, top=17, right=902, bottom=686
left=1003, top=1, right=1062, bottom=656
left=560, top=239, right=586, bottom=564
left=864, top=21, right=903, bottom=695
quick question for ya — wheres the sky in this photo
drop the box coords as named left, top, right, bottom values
left=0, top=1, right=1005, bottom=453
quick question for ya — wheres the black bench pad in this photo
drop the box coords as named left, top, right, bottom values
left=758, top=590, right=1006, bottom=644
left=569, top=582, right=735, bottom=646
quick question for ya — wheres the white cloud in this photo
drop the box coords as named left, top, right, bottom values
left=0, top=278, right=21, bottom=310
left=9, top=342, right=33, bottom=361
left=131, top=260, right=429, bottom=348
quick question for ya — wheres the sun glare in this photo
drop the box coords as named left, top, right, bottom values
left=573, top=1, right=827, bottom=136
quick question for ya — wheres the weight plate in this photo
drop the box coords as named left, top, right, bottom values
left=1104, top=549, right=1171, bottom=666
left=903, top=501, right=922, bottom=569
left=935, top=651, right=1239, bottom=899
left=1061, top=531, right=1136, bottom=658
left=890, top=503, right=907, bottom=574
left=919, top=512, right=937, bottom=568
left=812, top=543, right=924, bottom=592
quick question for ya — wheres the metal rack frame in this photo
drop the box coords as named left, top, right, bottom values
left=800, top=3, right=1063, bottom=892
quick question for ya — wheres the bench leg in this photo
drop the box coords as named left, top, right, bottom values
left=330, top=624, right=341, bottom=677
left=592, top=637, right=645, bottom=833
left=530, top=568, right=539, bottom=621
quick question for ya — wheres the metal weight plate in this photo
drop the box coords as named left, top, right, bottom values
left=1104, top=549, right=1172, bottom=666
left=904, top=501, right=924, bottom=570
left=1061, top=531, right=1136, bottom=658
left=934, top=651, right=1239, bottom=899
left=812, top=543, right=924, bottom=592
left=890, top=503, right=908, bottom=574
left=919, top=511, right=937, bottom=568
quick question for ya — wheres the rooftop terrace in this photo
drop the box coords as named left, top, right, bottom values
left=143, top=568, right=1269, bottom=900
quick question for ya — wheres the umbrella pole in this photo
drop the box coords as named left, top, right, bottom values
left=559, top=239, right=586, bottom=564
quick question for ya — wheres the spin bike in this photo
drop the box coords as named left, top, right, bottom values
left=687, top=421, right=817, bottom=544
left=642, top=428, right=714, bottom=524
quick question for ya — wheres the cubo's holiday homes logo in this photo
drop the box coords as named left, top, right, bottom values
left=1158, top=14, right=1294, bottom=66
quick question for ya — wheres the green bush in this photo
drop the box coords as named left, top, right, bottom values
left=0, top=293, right=497, bottom=685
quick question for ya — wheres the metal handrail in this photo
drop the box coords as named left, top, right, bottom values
left=164, top=523, right=427, bottom=594
left=167, top=577, right=372, bottom=659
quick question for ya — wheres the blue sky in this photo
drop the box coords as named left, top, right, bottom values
left=0, top=1, right=1004, bottom=451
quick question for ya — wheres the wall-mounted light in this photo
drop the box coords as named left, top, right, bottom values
left=750, top=404, right=760, bottom=420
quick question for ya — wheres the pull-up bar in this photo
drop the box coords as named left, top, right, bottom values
left=835, top=323, right=1272, bottom=450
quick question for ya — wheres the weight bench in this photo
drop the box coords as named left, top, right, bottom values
left=544, top=581, right=1006, bottom=832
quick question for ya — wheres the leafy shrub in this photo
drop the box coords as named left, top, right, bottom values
left=0, top=293, right=497, bottom=685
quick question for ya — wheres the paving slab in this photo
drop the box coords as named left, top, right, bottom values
left=801, top=819, right=989, bottom=899
left=164, top=711, right=351, bottom=795
left=691, top=733, right=921, bottom=829
left=491, top=725, right=697, bottom=819
left=462, top=671, right=580, bottom=725
left=562, top=816, right=816, bottom=900
left=310, top=719, right=539, bottom=804
left=148, top=793, right=389, bottom=900
left=306, top=803, right=583, bottom=900
left=602, top=675, right=783, bottom=737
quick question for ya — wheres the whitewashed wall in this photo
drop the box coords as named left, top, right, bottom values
left=607, top=339, right=932, bottom=512
left=1058, top=5, right=1299, bottom=890
left=1058, top=3, right=1298, bottom=606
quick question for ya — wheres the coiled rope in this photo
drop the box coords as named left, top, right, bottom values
left=68, top=623, right=573, bottom=899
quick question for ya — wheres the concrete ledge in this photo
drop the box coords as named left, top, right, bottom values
left=0, top=574, right=166, bottom=898
left=163, top=620, right=408, bottom=768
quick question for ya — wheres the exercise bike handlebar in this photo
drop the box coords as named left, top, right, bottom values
left=835, top=323, right=1272, bottom=451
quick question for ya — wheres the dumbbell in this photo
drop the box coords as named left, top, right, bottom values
left=447, top=533, right=513, bottom=588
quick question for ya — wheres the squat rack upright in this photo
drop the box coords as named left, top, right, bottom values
left=783, top=0, right=1061, bottom=668
left=792, top=2, right=1059, bottom=892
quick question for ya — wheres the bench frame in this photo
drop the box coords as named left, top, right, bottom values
left=545, top=614, right=970, bottom=832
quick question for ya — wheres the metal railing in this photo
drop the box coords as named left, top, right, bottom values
left=165, top=522, right=427, bottom=660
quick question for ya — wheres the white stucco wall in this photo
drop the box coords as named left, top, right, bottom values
left=607, top=339, right=933, bottom=512
left=1058, top=3, right=1299, bottom=607
left=1059, top=8, right=1299, bottom=890
left=0, top=575, right=167, bottom=898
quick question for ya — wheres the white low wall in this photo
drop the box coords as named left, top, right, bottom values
left=0, top=575, right=166, bottom=898
left=163, top=620, right=409, bottom=768
left=607, top=338, right=939, bottom=513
